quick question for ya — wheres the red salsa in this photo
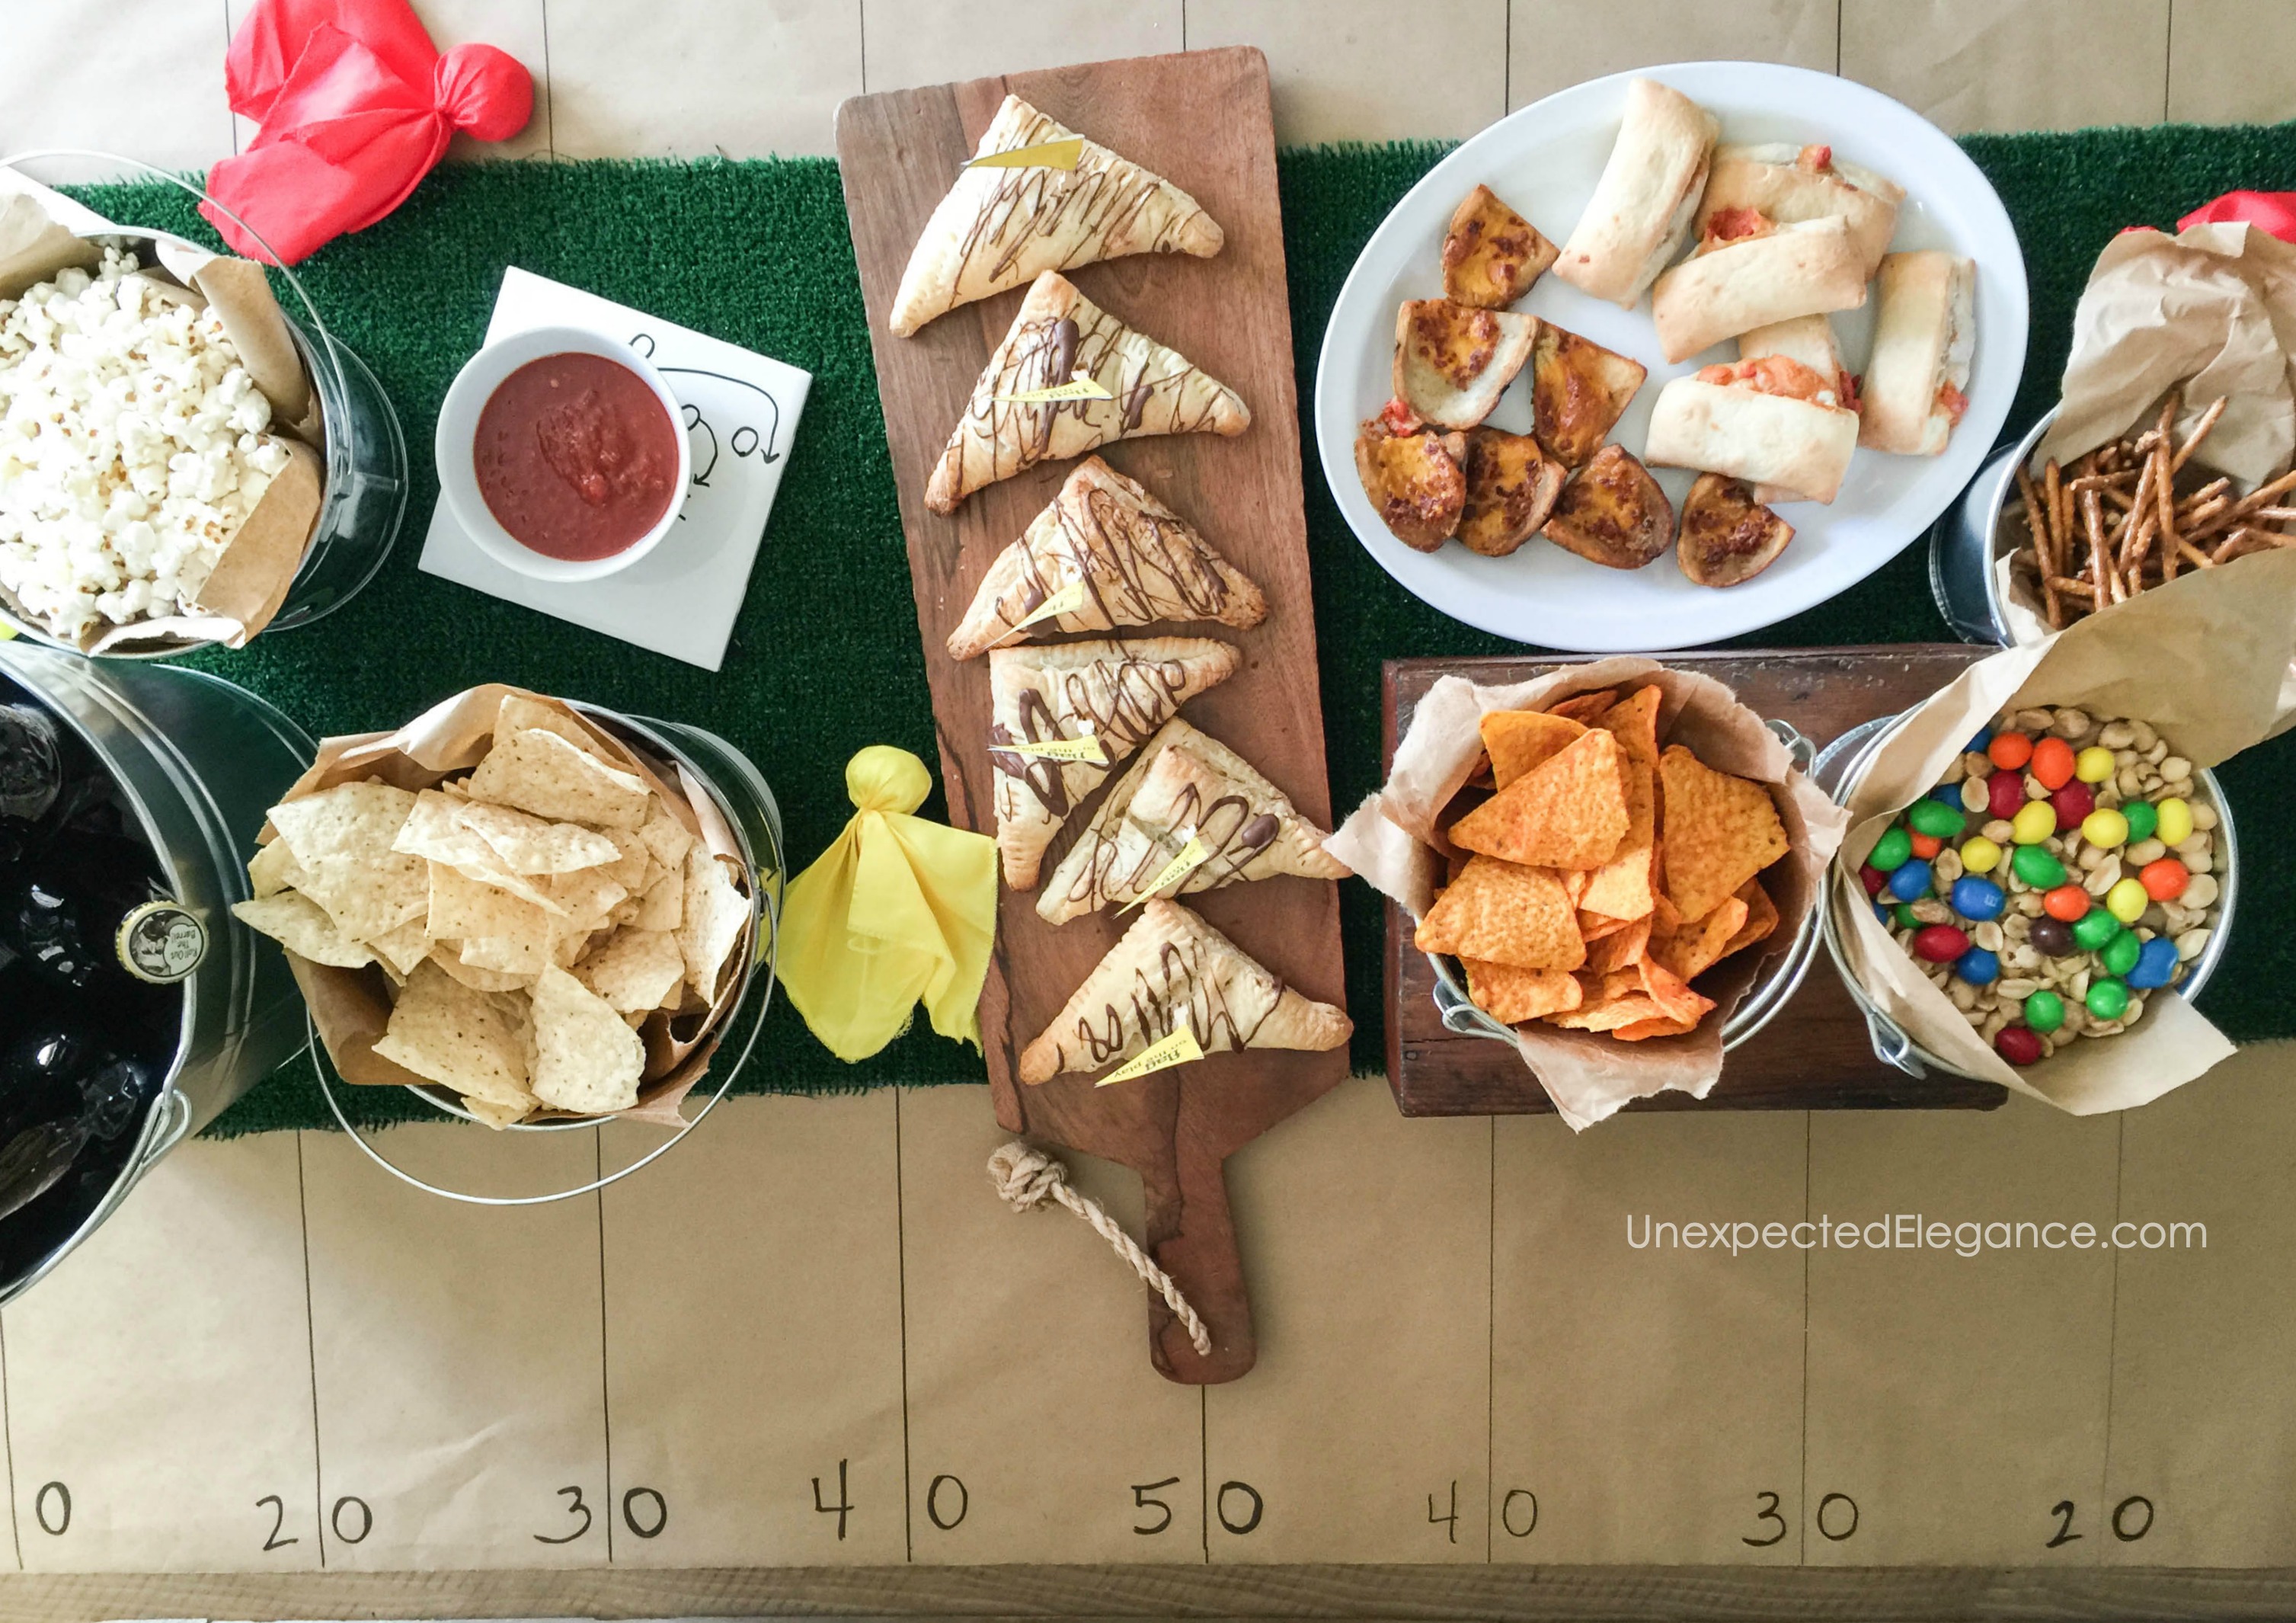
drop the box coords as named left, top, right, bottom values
left=474, top=352, right=680, bottom=561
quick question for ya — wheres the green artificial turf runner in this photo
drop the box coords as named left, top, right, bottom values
left=61, top=118, right=2296, bottom=1136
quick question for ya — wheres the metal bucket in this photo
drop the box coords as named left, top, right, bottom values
left=1425, top=718, right=1825, bottom=1053
left=0, top=156, right=407, bottom=656
left=0, top=637, right=315, bottom=1301
left=1814, top=709, right=2236, bottom=1079
left=1930, top=408, right=2058, bottom=645
left=313, top=708, right=786, bottom=1205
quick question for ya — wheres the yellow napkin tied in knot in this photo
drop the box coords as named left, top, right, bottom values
left=780, top=746, right=998, bottom=1062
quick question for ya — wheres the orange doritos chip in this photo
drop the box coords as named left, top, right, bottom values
left=1466, top=751, right=1494, bottom=789
left=1578, top=908, right=1629, bottom=942
left=1597, top=684, right=1662, bottom=768
left=1563, top=870, right=1591, bottom=907
left=1656, top=744, right=1791, bottom=922
left=1650, top=892, right=1684, bottom=934
left=1613, top=1014, right=1702, bottom=1041
left=1648, top=895, right=1749, bottom=984
left=1481, top=709, right=1588, bottom=789
left=1584, top=914, right=1652, bottom=974
left=1463, top=959, right=1584, bottom=1023
left=1720, top=876, right=1780, bottom=958
left=1546, top=689, right=1618, bottom=725
left=1578, top=756, right=1656, bottom=920
left=1449, top=729, right=1629, bottom=871
left=1549, top=993, right=1666, bottom=1032
left=1416, top=856, right=1586, bottom=972
left=1636, top=956, right=1716, bottom=1027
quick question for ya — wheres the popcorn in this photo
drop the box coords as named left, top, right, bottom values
left=0, top=247, right=289, bottom=639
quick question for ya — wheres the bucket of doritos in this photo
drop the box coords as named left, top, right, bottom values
left=1326, top=658, right=1849, bottom=1130
left=231, top=683, right=783, bottom=1202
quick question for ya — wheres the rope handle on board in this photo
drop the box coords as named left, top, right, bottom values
left=987, top=1141, right=1212, bottom=1358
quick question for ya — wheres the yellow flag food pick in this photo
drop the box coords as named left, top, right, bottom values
left=779, top=747, right=997, bottom=1062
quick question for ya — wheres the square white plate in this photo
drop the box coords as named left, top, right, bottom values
left=1313, top=61, right=2029, bottom=652
left=418, top=267, right=811, bottom=671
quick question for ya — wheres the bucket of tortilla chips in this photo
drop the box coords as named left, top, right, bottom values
left=1326, top=658, right=1849, bottom=1129
left=232, top=684, right=782, bottom=1202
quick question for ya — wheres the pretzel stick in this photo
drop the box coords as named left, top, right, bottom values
left=2172, top=395, right=2228, bottom=472
left=2176, top=538, right=2217, bottom=569
left=2143, top=440, right=2175, bottom=575
left=2016, top=466, right=2062, bottom=626
left=2083, top=488, right=2113, bottom=607
left=2045, top=459, right=2066, bottom=564
left=2115, top=453, right=2157, bottom=573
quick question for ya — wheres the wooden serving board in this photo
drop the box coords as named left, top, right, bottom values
left=836, top=48, right=1347, bottom=1384
left=1386, top=646, right=2011, bottom=1118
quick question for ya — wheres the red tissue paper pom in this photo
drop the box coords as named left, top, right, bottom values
left=200, top=0, right=532, bottom=265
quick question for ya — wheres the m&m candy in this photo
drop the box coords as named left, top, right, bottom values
left=1895, top=903, right=1923, bottom=930
left=2028, top=917, right=2075, bottom=957
left=1870, top=825, right=1912, bottom=872
left=2073, top=908, right=2122, bottom=951
left=2140, top=858, right=2189, bottom=900
left=2155, top=797, right=2194, bottom=846
left=1951, top=876, right=2005, bottom=921
left=2010, top=802, right=2057, bottom=844
left=2087, top=978, right=2131, bottom=1021
left=2081, top=808, right=2128, bottom=848
left=1960, top=835, right=2002, bottom=875
left=1874, top=901, right=1894, bottom=926
left=2100, top=929, right=2141, bottom=977
left=1996, top=1026, right=2045, bottom=1066
left=2050, top=782, right=2095, bottom=826
left=1931, top=785, right=1965, bottom=809
left=1914, top=924, right=1970, bottom=962
left=2042, top=884, right=2090, bottom=921
left=2031, top=736, right=2077, bottom=789
left=1955, top=946, right=2000, bottom=985
left=2074, top=745, right=2115, bottom=783
left=1987, top=771, right=2026, bottom=819
left=2122, top=800, right=2159, bottom=844
left=2106, top=877, right=2151, bottom=924
left=2023, top=988, right=2066, bottom=1033
left=1909, top=831, right=1943, bottom=859
left=1888, top=860, right=1933, bottom=901
left=1859, top=863, right=1887, bottom=897
left=2012, top=844, right=2067, bottom=888
left=1908, top=799, right=1965, bottom=839
left=2128, top=936, right=2181, bottom=990
left=1987, top=731, right=2033, bottom=770
left=1967, top=725, right=1994, bottom=753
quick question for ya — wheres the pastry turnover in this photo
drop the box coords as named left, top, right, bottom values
left=891, top=94, right=1224, bottom=337
left=1019, top=899, right=1351, bottom=1083
left=988, top=635, right=1240, bottom=888
left=1038, top=717, right=1347, bottom=924
left=947, top=456, right=1267, bottom=659
left=925, top=272, right=1250, bottom=512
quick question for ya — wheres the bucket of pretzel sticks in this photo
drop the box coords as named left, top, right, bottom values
left=1933, top=389, right=2296, bottom=645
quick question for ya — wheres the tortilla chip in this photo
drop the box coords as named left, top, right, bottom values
left=1447, top=728, right=1628, bottom=871
left=370, top=961, right=536, bottom=1114
left=1546, top=689, right=1617, bottom=725
left=1596, top=684, right=1663, bottom=767
left=1415, top=856, right=1584, bottom=972
left=1635, top=956, right=1716, bottom=1027
left=462, top=932, right=556, bottom=977
left=268, top=781, right=429, bottom=940
left=594, top=828, right=654, bottom=893
left=366, top=916, right=434, bottom=976
left=636, top=800, right=695, bottom=871
left=452, top=799, right=621, bottom=876
left=1657, top=744, right=1790, bottom=922
left=427, top=943, right=532, bottom=994
left=1578, top=911, right=1631, bottom=943
left=1721, top=877, right=1780, bottom=958
left=467, top=728, right=651, bottom=831
left=1612, top=1014, right=1703, bottom=1041
left=1463, top=959, right=1584, bottom=1023
left=1583, top=914, right=1652, bottom=974
left=1465, top=751, right=1495, bottom=789
left=1648, top=895, right=1748, bottom=983
left=529, top=963, right=645, bottom=1115
left=546, top=866, right=631, bottom=933
left=574, top=927, right=686, bottom=1013
left=230, top=892, right=376, bottom=968
left=676, top=846, right=750, bottom=998
left=427, top=861, right=558, bottom=949
left=497, top=693, right=616, bottom=760
left=1480, top=709, right=1587, bottom=790
left=247, top=838, right=306, bottom=899
left=1578, top=757, right=1655, bottom=920
left=1548, top=992, right=1666, bottom=1032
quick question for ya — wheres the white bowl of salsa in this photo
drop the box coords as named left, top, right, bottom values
left=436, top=325, right=690, bottom=582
